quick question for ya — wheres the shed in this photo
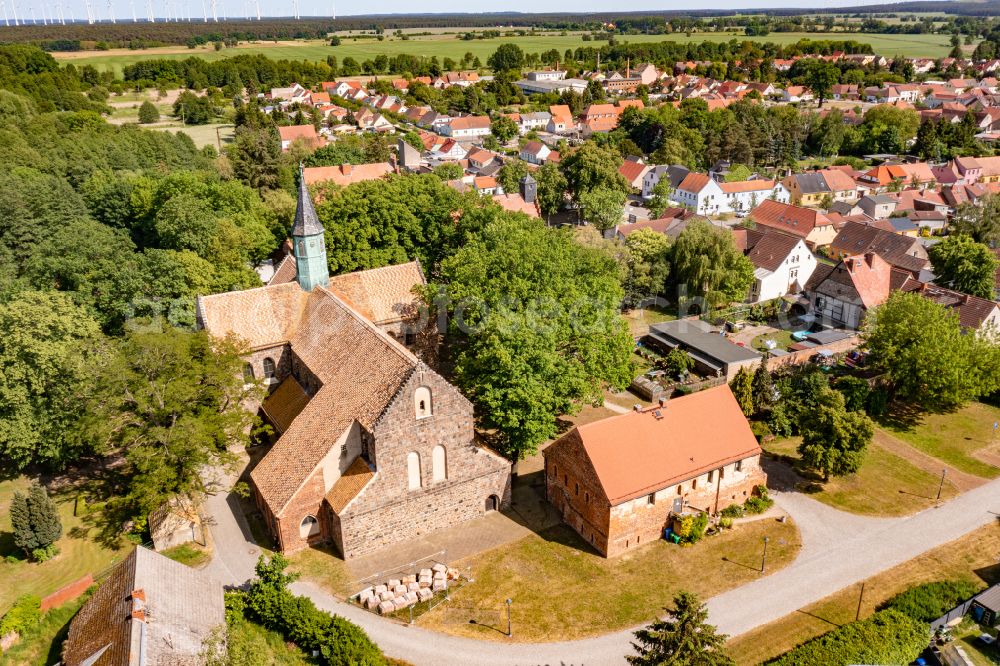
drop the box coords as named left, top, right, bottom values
left=149, top=495, right=204, bottom=552
left=646, top=319, right=761, bottom=381
left=971, top=584, right=1000, bottom=627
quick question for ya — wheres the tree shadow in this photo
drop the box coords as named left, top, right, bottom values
left=0, top=530, right=19, bottom=559
left=877, top=402, right=930, bottom=432
left=974, top=562, right=1000, bottom=587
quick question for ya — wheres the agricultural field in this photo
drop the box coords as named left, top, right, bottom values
left=53, top=30, right=960, bottom=76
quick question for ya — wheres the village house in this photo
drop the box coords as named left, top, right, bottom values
left=719, top=179, right=790, bottom=213
left=748, top=200, right=838, bottom=247
left=61, top=547, right=225, bottom=666
left=806, top=253, right=899, bottom=329
left=858, top=194, right=898, bottom=220
left=520, top=140, right=554, bottom=165
left=303, top=163, right=394, bottom=189
left=543, top=384, right=767, bottom=558
left=440, top=115, right=491, bottom=139
left=641, top=164, right=690, bottom=199
left=547, top=104, right=576, bottom=133
left=829, top=221, right=930, bottom=277
left=619, top=158, right=650, bottom=190
left=736, top=228, right=818, bottom=303
left=196, top=173, right=511, bottom=558
left=278, top=125, right=324, bottom=152
left=783, top=169, right=858, bottom=207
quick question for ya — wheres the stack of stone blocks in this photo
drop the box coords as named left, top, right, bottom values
left=356, top=563, right=461, bottom=615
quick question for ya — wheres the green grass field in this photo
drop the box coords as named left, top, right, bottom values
left=54, top=31, right=959, bottom=76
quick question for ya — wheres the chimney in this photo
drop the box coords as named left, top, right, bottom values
left=131, top=608, right=146, bottom=622
left=626, top=57, right=631, bottom=79
left=864, top=251, right=876, bottom=268
left=633, top=404, right=642, bottom=412
left=658, top=397, right=666, bottom=408
left=131, top=589, right=146, bottom=602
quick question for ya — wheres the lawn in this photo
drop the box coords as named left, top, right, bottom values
left=413, top=519, right=799, bottom=642
left=726, top=522, right=1000, bottom=665
left=0, top=476, right=126, bottom=616
left=622, top=305, right=677, bottom=339
left=53, top=31, right=958, bottom=76
left=879, top=402, right=1000, bottom=479
left=161, top=542, right=211, bottom=568
left=288, top=543, right=357, bottom=599
left=751, top=328, right=796, bottom=353
left=763, top=435, right=960, bottom=516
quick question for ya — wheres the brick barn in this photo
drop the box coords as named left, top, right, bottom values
left=196, top=172, right=511, bottom=559
left=542, top=384, right=766, bottom=557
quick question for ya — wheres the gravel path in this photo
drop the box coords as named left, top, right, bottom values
left=204, top=465, right=1000, bottom=666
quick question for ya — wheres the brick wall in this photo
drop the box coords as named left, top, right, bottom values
left=544, top=434, right=767, bottom=558
left=766, top=336, right=860, bottom=371
left=271, top=365, right=511, bottom=558
left=40, top=574, right=94, bottom=612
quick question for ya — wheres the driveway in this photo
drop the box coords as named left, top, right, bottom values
left=204, top=463, right=1000, bottom=666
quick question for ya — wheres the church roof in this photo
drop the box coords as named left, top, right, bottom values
left=197, top=282, right=308, bottom=350
left=292, top=167, right=324, bottom=237
left=326, top=261, right=425, bottom=325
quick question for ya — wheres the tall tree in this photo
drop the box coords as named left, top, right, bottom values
left=0, top=291, right=102, bottom=470
left=535, top=161, right=568, bottom=220
left=628, top=591, right=734, bottom=666
left=929, top=234, right=999, bottom=299
left=487, top=44, right=525, bottom=74
left=580, top=186, right=627, bottom=232
left=730, top=367, right=755, bottom=417
left=560, top=142, right=629, bottom=201
left=490, top=115, right=519, bottom=144
left=804, top=61, right=841, bottom=108
left=228, top=124, right=281, bottom=192
left=646, top=178, right=675, bottom=219
left=623, top=228, right=671, bottom=301
left=11, top=483, right=62, bottom=559
left=952, top=195, right=1000, bottom=246
left=798, top=387, right=874, bottom=482
left=670, top=220, right=754, bottom=307
left=431, top=216, right=634, bottom=460
left=862, top=291, right=1000, bottom=410
left=81, top=326, right=260, bottom=522
left=751, top=362, right=775, bottom=416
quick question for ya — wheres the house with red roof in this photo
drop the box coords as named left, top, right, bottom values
left=542, top=384, right=766, bottom=557
left=748, top=200, right=838, bottom=247
left=619, top=158, right=650, bottom=190
left=278, top=125, right=325, bottom=152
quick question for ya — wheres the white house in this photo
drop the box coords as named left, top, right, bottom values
left=440, top=116, right=491, bottom=138
left=642, top=164, right=689, bottom=199
left=518, top=111, right=551, bottom=134
left=675, top=173, right=788, bottom=216
left=719, top=180, right=790, bottom=213
left=741, top=230, right=818, bottom=303
left=520, top=140, right=553, bottom=165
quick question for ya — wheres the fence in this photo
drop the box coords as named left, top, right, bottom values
left=765, top=335, right=861, bottom=370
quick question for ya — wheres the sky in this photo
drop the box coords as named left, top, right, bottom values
left=1, top=0, right=926, bottom=27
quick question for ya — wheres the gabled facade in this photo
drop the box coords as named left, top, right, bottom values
left=741, top=230, right=818, bottom=303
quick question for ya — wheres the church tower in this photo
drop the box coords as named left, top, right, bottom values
left=292, top=166, right=329, bottom=291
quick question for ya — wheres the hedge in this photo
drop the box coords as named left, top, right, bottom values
left=879, top=580, right=981, bottom=623
left=766, top=609, right=927, bottom=666
left=242, top=556, right=385, bottom=666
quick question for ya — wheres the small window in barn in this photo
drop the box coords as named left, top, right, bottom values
left=575, top=483, right=579, bottom=496
left=243, top=363, right=255, bottom=382
left=736, top=459, right=744, bottom=472
left=692, top=479, right=698, bottom=490
left=299, top=515, right=320, bottom=538
left=552, top=464, right=557, bottom=479
left=647, top=493, right=655, bottom=505
left=262, top=357, right=276, bottom=379
left=707, top=470, right=714, bottom=483
left=564, top=474, right=568, bottom=486
left=585, top=492, right=590, bottom=504
left=676, top=485, right=683, bottom=495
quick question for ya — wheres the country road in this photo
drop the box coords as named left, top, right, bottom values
left=202, top=465, right=1000, bottom=666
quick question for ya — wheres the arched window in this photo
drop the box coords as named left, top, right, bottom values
left=432, top=445, right=447, bottom=482
left=243, top=363, right=255, bottom=382
left=299, top=515, right=319, bottom=538
left=414, top=386, right=432, bottom=419
left=262, top=357, right=276, bottom=378
left=407, top=451, right=421, bottom=490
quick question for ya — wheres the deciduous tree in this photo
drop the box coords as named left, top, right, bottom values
left=798, top=387, right=874, bottom=481
left=929, top=234, right=1000, bottom=299
left=670, top=219, right=754, bottom=307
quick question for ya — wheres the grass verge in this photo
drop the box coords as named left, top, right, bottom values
left=727, top=521, right=1000, bottom=665
left=414, top=519, right=798, bottom=642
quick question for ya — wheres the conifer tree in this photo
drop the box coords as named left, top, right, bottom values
left=729, top=366, right=754, bottom=417
left=751, top=362, right=775, bottom=416
left=628, top=591, right=734, bottom=666
left=10, top=490, right=37, bottom=556
left=27, top=483, right=62, bottom=550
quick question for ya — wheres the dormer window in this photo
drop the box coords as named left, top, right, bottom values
left=262, top=357, right=276, bottom=379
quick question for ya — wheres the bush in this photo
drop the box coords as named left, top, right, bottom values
left=744, top=486, right=773, bottom=515
left=718, top=516, right=734, bottom=529
left=720, top=504, right=744, bottom=519
left=879, top=580, right=981, bottom=623
left=673, top=513, right=709, bottom=544
left=30, top=544, right=59, bottom=562
left=0, top=595, right=41, bottom=637
left=243, top=555, right=385, bottom=666
left=138, top=100, right=160, bottom=124
left=750, top=420, right=773, bottom=442
left=766, top=609, right=927, bottom=666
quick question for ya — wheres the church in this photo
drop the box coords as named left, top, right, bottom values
left=196, top=171, right=511, bottom=558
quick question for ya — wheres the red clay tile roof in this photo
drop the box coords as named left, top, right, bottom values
left=745, top=230, right=804, bottom=273
left=261, top=375, right=311, bottom=434
left=554, top=384, right=761, bottom=505
left=719, top=179, right=775, bottom=194
left=278, top=125, right=318, bottom=142
left=618, top=160, right=649, bottom=185
left=326, top=457, right=376, bottom=513
left=303, top=163, right=392, bottom=188
left=901, top=281, right=1000, bottom=330
left=474, top=176, right=498, bottom=190
left=806, top=253, right=894, bottom=309
left=449, top=115, right=491, bottom=130
left=677, top=172, right=711, bottom=193
left=749, top=200, right=831, bottom=239
left=325, top=261, right=425, bottom=325
left=268, top=254, right=297, bottom=286
left=492, top=193, right=541, bottom=218
left=198, top=282, right=308, bottom=350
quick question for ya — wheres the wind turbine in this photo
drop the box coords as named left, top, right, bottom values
left=84, top=0, right=94, bottom=23
left=1, top=0, right=8, bottom=26
left=107, top=0, right=115, bottom=22
left=293, top=0, right=299, bottom=19
left=11, top=0, right=19, bottom=25
left=130, top=0, right=136, bottom=21
left=254, top=0, right=259, bottom=20
left=210, top=0, right=216, bottom=21
left=146, top=0, right=153, bottom=21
